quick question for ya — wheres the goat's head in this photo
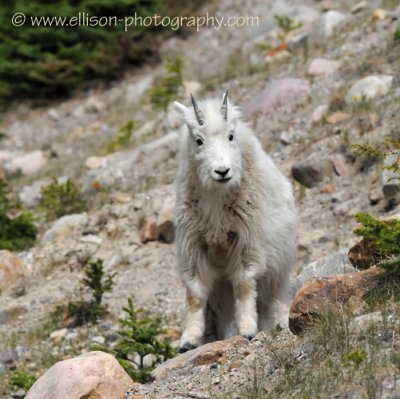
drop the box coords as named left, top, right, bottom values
left=174, top=91, right=242, bottom=190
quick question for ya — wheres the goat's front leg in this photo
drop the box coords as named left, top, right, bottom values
left=179, top=280, right=209, bottom=353
left=233, top=277, right=258, bottom=340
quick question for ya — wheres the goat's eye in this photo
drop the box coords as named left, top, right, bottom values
left=196, top=138, right=203, bottom=146
left=228, top=133, right=234, bottom=141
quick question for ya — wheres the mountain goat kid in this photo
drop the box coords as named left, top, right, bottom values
left=174, top=92, right=296, bottom=352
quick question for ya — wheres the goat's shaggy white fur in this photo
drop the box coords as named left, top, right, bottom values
left=174, top=94, right=296, bottom=351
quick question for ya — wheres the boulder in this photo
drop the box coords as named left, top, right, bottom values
left=243, top=79, right=310, bottom=116
left=289, top=268, right=385, bottom=335
left=0, top=251, right=25, bottom=294
left=290, top=248, right=357, bottom=297
left=26, top=351, right=133, bottom=399
left=346, top=75, right=393, bottom=104
left=151, top=336, right=248, bottom=380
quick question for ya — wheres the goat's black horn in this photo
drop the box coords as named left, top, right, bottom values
left=190, top=93, right=205, bottom=126
left=221, top=90, right=228, bottom=121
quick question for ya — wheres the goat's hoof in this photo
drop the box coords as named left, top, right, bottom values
left=243, top=334, right=255, bottom=341
left=178, top=342, right=197, bottom=353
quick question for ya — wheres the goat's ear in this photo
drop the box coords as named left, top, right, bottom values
left=174, top=101, right=198, bottom=131
left=174, top=101, right=189, bottom=116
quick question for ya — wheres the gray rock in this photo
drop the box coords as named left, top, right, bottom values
left=243, top=79, right=310, bottom=116
left=291, top=153, right=333, bottom=188
left=279, top=130, right=307, bottom=145
left=85, top=131, right=178, bottom=191
left=5, top=150, right=48, bottom=176
left=349, top=312, right=383, bottom=334
left=308, top=58, right=341, bottom=76
left=290, top=248, right=357, bottom=298
left=286, top=31, right=309, bottom=53
left=0, top=348, right=19, bottom=364
left=91, top=336, right=106, bottom=345
left=0, top=362, right=5, bottom=374
left=351, top=1, right=369, bottom=14
left=309, top=104, right=329, bottom=125
left=11, top=389, right=26, bottom=398
left=18, top=179, right=50, bottom=208
left=314, top=10, right=347, bottom=39
left=49, top=328, right=68, bottom=342
left=85, top=156, right=107, bottom=170
left=346, top=75, right=393, bottom=103
left=41, top=213, right=88, bottom=244
left=0, top=150, right=14, bottom=165
left=65, top=331, right=79, bottom=341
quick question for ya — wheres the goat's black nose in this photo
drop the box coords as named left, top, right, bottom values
left=214, top=168, right=230, bottom=177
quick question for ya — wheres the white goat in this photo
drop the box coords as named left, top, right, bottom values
left=174, top=92, right=296, bottom=352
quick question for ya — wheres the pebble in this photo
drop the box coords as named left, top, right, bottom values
left=85, top=156, right=107, bottom=170
left=326, top=112, right=350, bottom=124
left=372, top=9, right=386, bottom=21
left=65, top=331, right=79, bottom=341
left=91, top=336, right=106, bottom=345
left=50, top=328, right=68, bottom=342
left=309, top=104, right=329, bottom=125
left=308, top=58, right=341, bottom=76
left=79, top=235, right=102, bottom=245
left=351, top=1, right=368, bottom=14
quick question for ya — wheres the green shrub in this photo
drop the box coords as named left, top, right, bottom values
left=146, top=56, right=183, bottom=111
left=64, top=258, right=115, bottom=326
left=274, top=14, right=303, bottom=42
left=96, top=297, right=175, bottom=382
left=104, top=120, right=135, bottom=154
left=8, top=370, right=37, bottom=391
left=0, top=0, right=163, bottom=105
left=0, top=179, right=37, bottom=251
left=39, top=178, right=86, bottom=221
left=352, top=136, right=400, bottom=179
left=343, top=349, right=366, bottom=368
left=354, top=212, right=400, bottom=257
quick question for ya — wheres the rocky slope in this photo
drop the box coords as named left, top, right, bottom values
left=0, top=0, right=400, bottom=398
